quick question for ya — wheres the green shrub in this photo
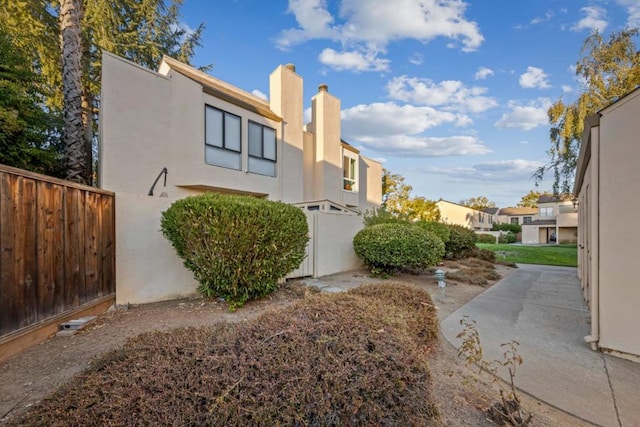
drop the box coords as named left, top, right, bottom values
left=160, top=193, right=308, bottom=309
left=476, top=233, right=497, bottom=244
left=415, top=221, right=451, bottom=244
left=353, top=223, right=445, bottom=275
left=361, top=207, right=409, bottom=227
left=444, top=224, right=478, bottom=259
left=498, top=232, right=517, bottom=244
left=493, top=222, right=521, bottom=233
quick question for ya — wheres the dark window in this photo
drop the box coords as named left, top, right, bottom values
left=510, top=217, right=519, bottom=225
left=523, top=216, right=532, bottom=224
left=248, top=121, right=276, bottom=176
left=205, top=105, right=241, bottom=170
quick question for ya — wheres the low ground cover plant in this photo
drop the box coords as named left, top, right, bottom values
left=160, top=193, right=308, bottom=309
left=353, top=223, right=445, bottom=276
left=14, top=284, right=441, bottom=426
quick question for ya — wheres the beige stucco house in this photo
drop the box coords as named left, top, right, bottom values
left=521, top=195, right=578, bottom=244
left=99, top=52, right=382, bottom=304
left=436, top=200, right=495, bottom=231
left=574, top=87, right=640, bottom=361
left=495, top=207, right=538, bottom=226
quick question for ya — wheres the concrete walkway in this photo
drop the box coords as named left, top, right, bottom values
left=441, top=264, right=640, bottom=427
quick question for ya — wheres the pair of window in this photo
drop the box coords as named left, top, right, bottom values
left=204, top=105, right=276, bottom=177
left=511, top=217, right=519, bottom=225
left=539, top=207, right=554, bottom=217
left=523, top=216, right=532, bottom=224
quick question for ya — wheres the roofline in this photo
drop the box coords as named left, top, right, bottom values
left=160, top=55, right=282, bottom=122
left=573, top=114, right=600, bottom=194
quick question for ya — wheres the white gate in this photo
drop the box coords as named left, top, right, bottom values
left=286, top=213, right=315, bottom=279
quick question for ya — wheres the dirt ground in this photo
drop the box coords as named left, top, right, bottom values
left=0, top=263, right=587, bottom=426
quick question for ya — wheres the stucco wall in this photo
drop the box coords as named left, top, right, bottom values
left=99, top=52, right=284, bottom=200
left=596, top=90, right=640, bottom=357
left=313, top=212, right=364, bottom=277
left=115, top=193, right=198, bottom=305
left=521, top=226, right=539, bottom=244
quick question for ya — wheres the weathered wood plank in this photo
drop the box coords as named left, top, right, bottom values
left=50, top=183, right=65, bottom=315
left=0, top=173, right=17, bottom=335
left=19, top=178, right=38, bottom=328
left=100, top=194, right=115, bottom=295
left=36, top=181, right=56, bottom=321
left=84, top=191, right=100, bottom=300
left=64, top=188, right=83, bottom=308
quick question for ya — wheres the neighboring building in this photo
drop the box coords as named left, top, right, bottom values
left=521, top=195, right=578, bottom=244
left=436, top=200, right=495, bottom=231
left=495, top=207, right=538, bottom=226
left=574, top=88, right=640, bottom=361
left=99, top=52, right=382, bottom=304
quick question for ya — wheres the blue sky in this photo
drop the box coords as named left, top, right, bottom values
left=178, top=0, right=640, bottom=208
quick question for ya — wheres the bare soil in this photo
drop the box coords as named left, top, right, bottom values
left=0, top=261, right=586, bottom=426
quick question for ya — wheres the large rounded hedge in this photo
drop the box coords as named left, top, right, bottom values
left=161, top=193, right=308, bottom=309
left=414, top=221, right=451, bottom=244
left=353, top=223, right=445, bottom=275
left=444, top=224, right=478, bottom=259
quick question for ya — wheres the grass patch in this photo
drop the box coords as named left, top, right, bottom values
left=477, top=243, right=577, bottom=267
left=14, top=284, right=441, bottom=426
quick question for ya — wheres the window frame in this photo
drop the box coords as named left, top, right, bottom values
left=204, top=104, right=242, bottom=153
left=510, top=217, right=519, bottom=225
left=342, top=151, right=358, bottom=192
left=523, top=216, right=532, bottom=224
left=248, top=120, right=277, bottom=162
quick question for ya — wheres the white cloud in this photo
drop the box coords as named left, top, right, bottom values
left=495, top=98, right=551, bottom=131
left=561, top=85, right=573, bottom=93
left=318, top=48, right=390, bottom=72
left=251, top=89, right=268, bottom=100
left=276, top=0, right=484, bottom=71
left=530, top=11, right=554, bottom=25
left=276, top=0, right=338, bottom=49
left=474, top=67, right=494, bottom=80
left=340, top=102, right=490, bottom=157
left=572, top=6, right=608, bottom=33
left=616, top=0, right=640, bottom=28
left=386, top=75, right=498, bottom=114
left=421, top=159, right=544, bottom=182
left=409, top=53, right=423, bottom=65
left=519, top=66, right=551, bottom=89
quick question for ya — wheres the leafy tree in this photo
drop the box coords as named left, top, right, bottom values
left=0, top=24, right=63, bottom=175
left=381, top=168, right=440, bottom=221
left=459, top=196, right=496, bottom=210
left=404, top=197, right=441, bottom=222
left=1, top=0, right=206, bottom=183
left=382, top=168, right=412, bottom=213
left=517, top=190, right=543, bottom=208
left=535, top=29, right=640, bottom=193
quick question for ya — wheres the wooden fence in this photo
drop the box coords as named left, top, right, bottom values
left=0, top=164, right=115, bottom=337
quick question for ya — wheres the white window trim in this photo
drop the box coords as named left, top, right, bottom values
left=342, top=149, right=358, bottom=192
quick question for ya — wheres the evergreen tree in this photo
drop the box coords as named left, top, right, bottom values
left=0, top=0, right=206, bottom=183
left=0, top=24, right=63, bottom=175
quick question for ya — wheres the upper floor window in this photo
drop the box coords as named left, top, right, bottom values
left=539, top=207, right=554, bottom=217
left=523, top=216, right=532, bottom=224
left=478, top=213, right=484, bottom=222
left=205, top=105, right=241, bottom=170
left=343, top=154, right=357, bottom=191
left=489, top=216, right=493, bottom=224
left=510, top=217, right=519, bottom=225
left=248, top=121, right=277, bottom=177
